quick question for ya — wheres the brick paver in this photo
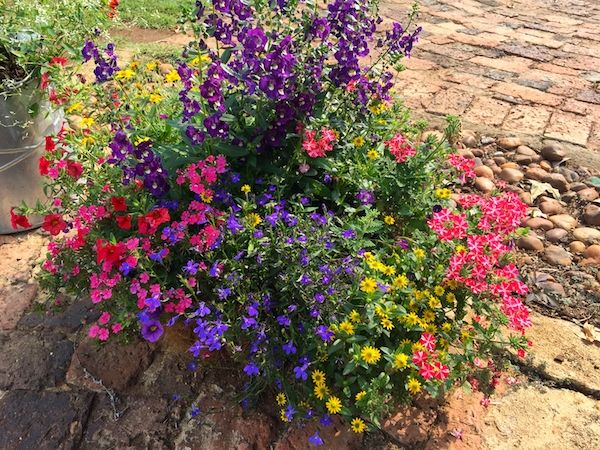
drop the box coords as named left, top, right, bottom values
left=382, top=0, right=600, bottom=150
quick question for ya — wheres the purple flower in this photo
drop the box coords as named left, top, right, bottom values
left=244, top=362, right=260, bottom=376
left=242, top=27, right=267, bottom=54
left=314, top=292, right=325, bottom=303
left=357, top=189, right=375, bottom=205
left=316, top=325, right=334, bottom=342
left=293, top=363, right=308, bottom=380
left=285, top=404, right=296, bottom=421
left=396, top=239, right=410, bottom=250
left=141, top=319, right=164, bottom=343
left=190, top=404, right=200, bottom=417
left=341, top=229, right=356, bottom=239
left=184, top=260, right=200, bottom=275
left=282, top=340, right=297, bottom=355
left=320, top=414, right=333, bottom=427
left=308, top=431, right=324, bottom=446
left=277, top=315, right=291, bottom=327
left=144, top=296, right=161, bottom=312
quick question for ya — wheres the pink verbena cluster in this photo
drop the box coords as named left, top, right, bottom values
left=430, top=192, right=530, bottom=332
left=302, top=127, right=337, bottom=158
left=384, top=133, right=416, bottom=163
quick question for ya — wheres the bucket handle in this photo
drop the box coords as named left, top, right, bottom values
left=0, top=119, right=60, bottom=173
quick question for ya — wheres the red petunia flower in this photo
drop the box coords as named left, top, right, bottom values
left=66, top=161, right=83, bottom=179
left=42, top=213, right=66, bottom=236
left=116, top=215, right=132, bottom=230
left=49, top=56, right=68, bottom=67
left=45, top=136, right=56, bottom=152
left=10, top=208, right=31, bottom=230
left=110, top=196, right=127, bottom=212
left=39, top=156, right=50, bottom=176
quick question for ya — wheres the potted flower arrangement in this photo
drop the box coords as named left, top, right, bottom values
left=0, top=0, right=112, bottom=234
left=13, top=0, right=532, bottom=444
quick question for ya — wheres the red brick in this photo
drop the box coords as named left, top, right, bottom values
left=544, top=111, right=593, bottom=146
left=492, top=82, right=564, bottom=107
left=554, top=54, right=600, bottom=71
left=440, top=70, right=496, bottom=89
left=463, top=97, right=511, bottom=127
left=451, top=32, right=508, bottom=48
left=503, top=105, right=552, bottom=135
left=588, top=122, right=600, bottom=152
left=535, top=62, right=581, bottom=76
left=426, top=87, right=474, bottom=116
left=470, top=55, right=533, bottom=74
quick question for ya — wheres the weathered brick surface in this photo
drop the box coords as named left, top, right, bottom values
left=386, top=0, right=600, bottom=149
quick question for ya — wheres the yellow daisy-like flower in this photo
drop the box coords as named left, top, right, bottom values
left=412, top=342, right=425, bottom=353
left=339, top=321, right=355, bottom=335
left=325, top=396, right=342, bottom=414
left=66, top=102, right=83, bottom=113
left=165, top=70, right=181, bottom=83
left=455, top=245, right=467, bottom=253
left=353, top=136, right=365, bottom=147
left=423, top=310, right=436, bottom=323
left=446, top=293, right=456, bottom=303
left=311, top=370, right=326, bottom=385
left=280, top=409, right=289, bottom=422
left=349, top=310, right=361, bottom=323
left=115, top=69, right=135, bottom=80
left=394, top=352, right=409, bottom=369
left=381, top=318, right=394, bottom=331
left=134, top=136, right=151, bottom=145
left=200, top=192, right=213, bottom=203
left=424, top=323, right=437, bottom=333
left=360, top=277, right=377, bottom=294
left=434, top=285, right=445, bottom=296
left=355, top=391, right=366, bottom=401
left=360, top=345, right=381, bottom=364
left=428, top=297, right=441, bottom=309
left=413, top=248, right=425, bottom=259
left=149, top=94, right=163, bottom=104
left=351, top=417, right=367, bottom=433
left=314, top=383, right=329, bottom=400
left=407, top=377, right=421, bottom=394
left=241, top=184, right=251, bottom=193
left=393, top=274, right=408, bottom=289
left=384, top=215, right=395, bottom=225
left=81, top=136, right=95, bottom=146
left=79, top=117, right=94, bottom=128
left=145, top=61, right=157, bottom=71
left=461, top=329, right=471, bottom=341
left=367, top=149, right=379, bottom=160
left=442, top=322, right=452, bottom=332
left=276, top=393, right=287, bottom=406
left=382, top=265, right=396, bottom=276
left=435, top=188, right=452, bottom=199
left=404, top=312, right=420, bottom=326
left=246, top=213, right=262, bottom=227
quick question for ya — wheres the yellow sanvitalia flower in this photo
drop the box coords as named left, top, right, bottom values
left=381, top=318, right=394, bottom=331
left=434, top=285, right=445, bottom=296
left=339, top=321, right=355, bottom=335
left=355, top=391, right=366, bottom=401
left=351, top=417, right=366, bottom=433
left=446, top=293, right=456, bottom=303
left=241, top=184, right=251, bottom=193
left=353, top=136, right=365, bottom=147
left=423, top=310, right=436, bottom=322
left=66, top=102, right=83, bottom=113
left=382, top=265, right=395, bottom=276
left=276, top=393, right=287, bottom=406
left=311, top=370, right=326, bottom=385
left=393, top=274, right=408, bottom=289
left=79, top=117, right=94, bottom=128
left=428, top=297, right=441, bottom=309
left=435, top=188, right=452, bottom=199
left=407, top=377, right=421, bottom=394
left=149, top=94, right=163, bottom=104
left=280, top=409, right=289, bottom=422
left=367, top=149, right=379, bottom=160
left=200, top=192, right=213, bottom=203
left=246, top=213, right=262, bottom=227
left=360, top=277, right=377, bottom=294
left=394, top=353, right=409, bottom=369
left=413, top=248, right=425, bottom=259
left=115, top=69, right=135, bottom=80
left=404, top=312, right=420, bottom=326
left=384, top=215, right=395, bottom=225
left=146, top=61, right=157, bottom=71
left=165, top=70, right=181, bottom=83
left=442, top=322, right=452, bottom=332
left=349, top=310, right=361, bottom=323
left=314, top=383, right=329, bottom=400
left=325, top=396, right=342, bottom=414
left=360, top=345, right=381, bottom=364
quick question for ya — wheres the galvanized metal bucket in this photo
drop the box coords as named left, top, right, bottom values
left=0, top=74, right=63, bottom=234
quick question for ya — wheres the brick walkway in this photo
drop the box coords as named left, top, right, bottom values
left=381, top=0, right=600, bottom=151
